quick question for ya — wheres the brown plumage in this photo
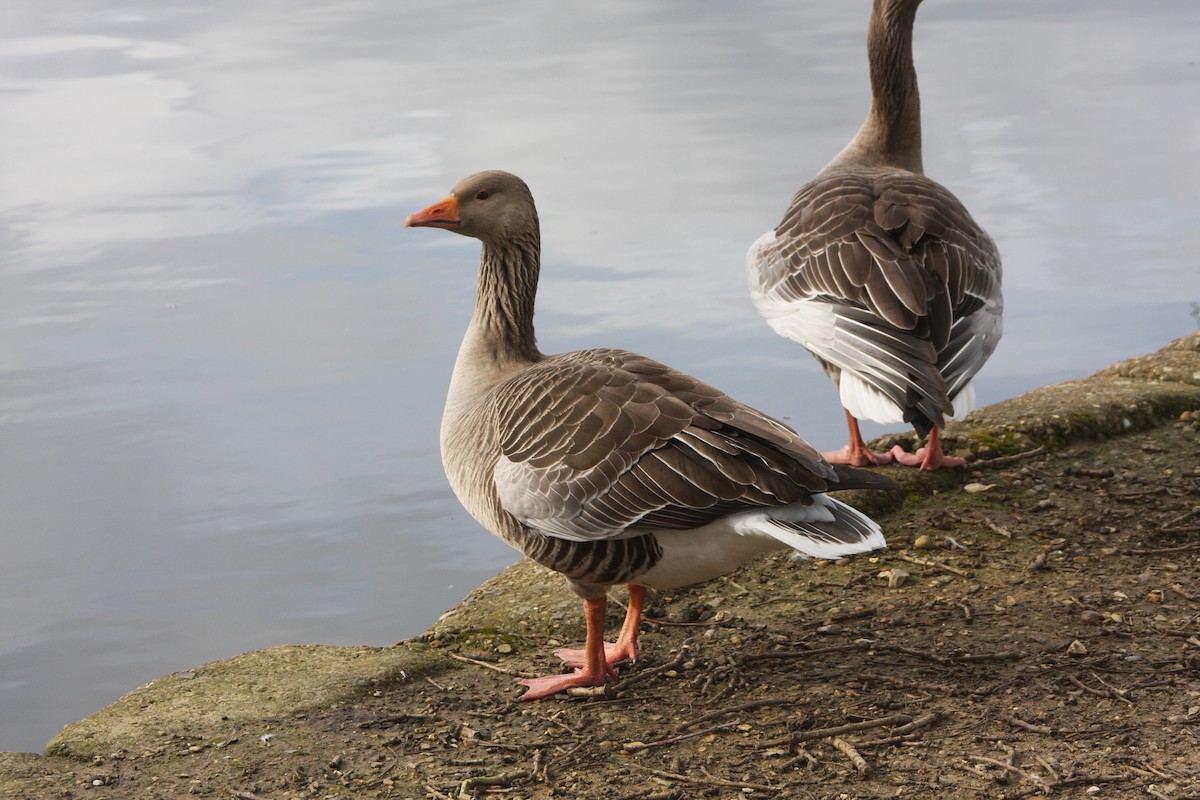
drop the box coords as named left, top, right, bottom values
left=408, top=170, right=897, bottom=700
left=747, top=0, right=1003, bottom=470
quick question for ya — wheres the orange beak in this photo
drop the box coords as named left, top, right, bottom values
left=405, top=194, right=460, bottom=229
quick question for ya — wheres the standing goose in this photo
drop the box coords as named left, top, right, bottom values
left=746, top=0, right=1003, bottom=470
left=407, top=170, right=898, bottom=700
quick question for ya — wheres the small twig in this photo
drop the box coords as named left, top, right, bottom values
left=830, top=737, right=870, bottom=774
left=425, top=675, right=448, bottom=691
left=1128, top=543, right=1200, bottom=555
left=1066, top=673, right=1133, bottom=706
left=1169, top=583, right=1196, bottom=601
left=1089, top=671, right=1135, bottom=706
left=424, top=784, right=456, bottom=800
left=982, top=516, right=1013, bottom=539
left=859, top=712, right=942, bottom=746
left=609, top=648, right=689, bottom=692
left=762, top=713, right=913, bottom=748
left=446, top=651, right=538, bottom=678
left=742, top=640, right=872, bottom=662
left=976, top=446, right=1046, bottom=468
left=877, top=644, right=950, bottom=665
left=627, top=763, right=781, bottom=793
left=679, top=697, right=796, bottom=729
left=858, top=673, right=960, bottom=696
left=1111, top=486, right=1169, bottom=501
left=1156, top=524, right=1200, bottom=534
left=1033, top=753, right=1061, bottom=785
left=1003, top=715, right=1053, bottom=735
left=1161, top=506, right=1200, bottom=529
left=457, top=769, right=533, bottom=799
left=898, top=553, right=973, bottom=578
left=623, top=721, right=740, bottom=753
left=968, top=755, right=1049, bottom=788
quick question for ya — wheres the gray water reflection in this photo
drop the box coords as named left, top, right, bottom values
left=2, top=0, right=1198, bottom=752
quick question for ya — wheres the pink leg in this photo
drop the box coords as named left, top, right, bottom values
left=889, top=426, right=966, bottom=471
left=822, top=410, right=896, bottom=467
left=519, top=595, right=612, bottom=701
left=555, top=584, right=646, bottom=669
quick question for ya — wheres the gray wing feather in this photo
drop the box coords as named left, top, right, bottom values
left=751, top=170, right=1002, bottom=431
left=490, top=349, right=837, bottom=542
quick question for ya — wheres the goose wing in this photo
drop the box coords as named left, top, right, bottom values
left=489, top=349, right=843, bottom=542
left=748, top=170, right=1002, bottom=429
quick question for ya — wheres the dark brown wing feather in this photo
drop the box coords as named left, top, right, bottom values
left=489, top=349, right=855, bottom=542
left=754, top=168, right=1002, bottom=433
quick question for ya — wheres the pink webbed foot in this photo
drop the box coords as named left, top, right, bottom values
left=824, top=410, right=895, bottom=467
left=888, top=445, right=966, bottom=470
left=888, top=427, right=964, bottom=471
left=822, top=444, right=896, bottom=467
left=518, top=667, right=609, bottom=701
left=518, top=586, right=648, bottom=701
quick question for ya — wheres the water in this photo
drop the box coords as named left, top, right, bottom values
left=2, top=0, right=1197, bottom=753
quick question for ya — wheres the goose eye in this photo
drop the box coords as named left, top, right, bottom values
left=476, top=190, right=490, bottom=200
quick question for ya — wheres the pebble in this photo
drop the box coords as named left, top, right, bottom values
left=496, top=643, right=513, bottom=654
left=913, top=534, right=932, bottom=550
left=1067, top=639, right=1088, bottom=657
left=1080, top=610, right=1105, bottom=624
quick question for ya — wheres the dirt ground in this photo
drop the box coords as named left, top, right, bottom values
left=339, top=420, right=1200, bottom=800
left=4, top=337, right=1198, bottom=800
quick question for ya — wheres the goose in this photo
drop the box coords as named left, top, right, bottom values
left=746, top=0, right=1003, bottom=470
left=406, top=170, right=898, bottom=700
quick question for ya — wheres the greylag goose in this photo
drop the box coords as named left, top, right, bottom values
left=407, top=170, right=899, bottom=700
left=746, top=0, right=1003, bottom=470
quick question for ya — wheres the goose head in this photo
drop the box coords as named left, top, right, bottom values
left=405, top=170, right=538, bottom=246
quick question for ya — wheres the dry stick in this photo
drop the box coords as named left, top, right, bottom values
left=1128, top=543, right=1200, bottom=555
left=445, top=651, right=538, bottom=678
left=1066, top=673, right=1133, bottom=706
left=858, top=673, right=960, bottom=696
left=609, top=648, right=689, bottom=692
left=1089, top=671, right=1135, bottom=706
left=623, top=720, right=741, bottom=753
left=1112, top=486, right=1169, bottom=501
left=1003, top=715, right=1053, bottom=735
left=1034, top=753, right=1061, bottom=785
left=742, top=641, right=871, bottom=662
left=859, top=712, right=942, bottom=747
left=1169, top=583, right=1197, bottom=601
left=457, top=769, right=533, bottom=799
left=627, top=763, right=781, bottom=793
left=1161, top=506, right=1200, bottom=529
left=424, top=785, right=456, bottom=800
left=878, top=643, right=951, bottom=665
left=890, top=712, right=942, bottom=736
left=976, top=446, right=1046, bottom=468
left=762, top=713, right=913, bottom=748
left=968, top=755, right=1050, bottom=789
left=679, top=697, right=796, bottom=729
left=1157, top=524, right=1200, bottom=534
left=982, top=516, right=1014, bottom=539
left=898, top=553, right=973, bottom=578
left=830, top=737, right=870, bottom=774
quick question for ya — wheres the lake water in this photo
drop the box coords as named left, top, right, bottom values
left=2, top=0, right=1197, bottom=753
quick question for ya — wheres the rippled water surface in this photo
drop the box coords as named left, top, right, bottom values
left=2, top=0, right=1198, bottom=751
